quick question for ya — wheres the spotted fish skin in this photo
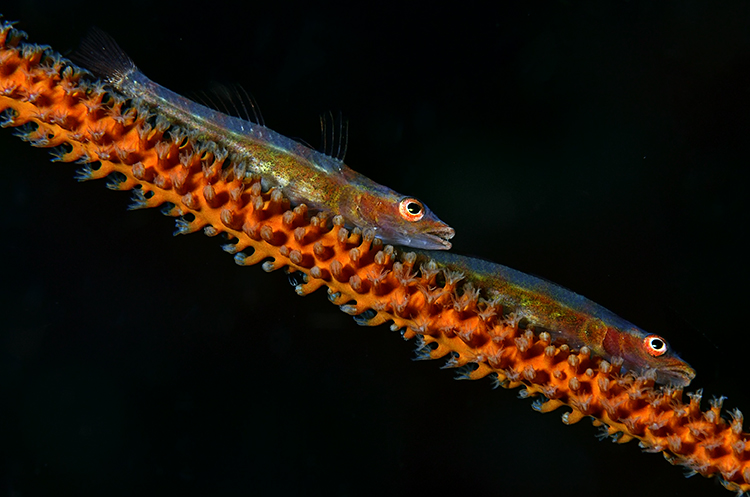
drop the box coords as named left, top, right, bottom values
left=71, top=29, right=455, bottom=250
left=416, top=250, right=696, bottom=386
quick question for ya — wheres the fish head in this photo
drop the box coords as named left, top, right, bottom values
left=604, top=327, right=696, bottom=387
left=331, top=165, right=455, bottom=250
left=357, top=194, right=455, bottom=250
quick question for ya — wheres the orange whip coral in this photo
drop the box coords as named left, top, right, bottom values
left=2, top=15, right=748, bottom=497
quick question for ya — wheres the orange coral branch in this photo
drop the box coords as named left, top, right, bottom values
left=2, top=20, right=749, bottom=495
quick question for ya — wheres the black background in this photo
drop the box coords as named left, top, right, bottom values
left=1, top=2, right=749, bottom=496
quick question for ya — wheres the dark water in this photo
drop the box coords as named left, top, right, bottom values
left=1, top=2, right=748, bottom=496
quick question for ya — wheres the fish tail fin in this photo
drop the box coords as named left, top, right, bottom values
left=71, top=27, right=139, bottom=86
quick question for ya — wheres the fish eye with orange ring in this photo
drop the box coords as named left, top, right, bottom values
left=399, top=198, right=424, bottom=222
left=643, top=334, right=668, bottom=357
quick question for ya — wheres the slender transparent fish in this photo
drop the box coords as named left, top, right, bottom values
left=73, top=30, right=455, bottom=250
left=419, top=251, right=695, bottom=386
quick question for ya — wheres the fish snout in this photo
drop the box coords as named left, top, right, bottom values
left=658, top=362, right=697, bottom=387
left=421, top=225, right=455, bottom=250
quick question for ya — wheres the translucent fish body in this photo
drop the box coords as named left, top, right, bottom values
left=419, top=251, right=695, bottom=386
left=74, top=31, right=455, bottom=250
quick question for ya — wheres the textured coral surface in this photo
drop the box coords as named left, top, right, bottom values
left=2, top=3, right=749, bottom=497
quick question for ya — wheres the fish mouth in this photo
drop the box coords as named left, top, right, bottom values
left=419, top=226, right=456, bottom=250
left=658, top=364, right=697, bottom=388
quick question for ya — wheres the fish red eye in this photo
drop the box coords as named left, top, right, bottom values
left=643, top=334, right=668, bottom=357
left=399, top=198, right=424, bottom=222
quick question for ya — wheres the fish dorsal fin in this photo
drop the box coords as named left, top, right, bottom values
left=289, top=137, right=315, bottom=149
left=74, top=29, right=266, bottom=128
left=71, top=27, right=138, bottom=84
left=319, top=110, right=349, bottom=162
left=190, top=82, right=265, bottom=126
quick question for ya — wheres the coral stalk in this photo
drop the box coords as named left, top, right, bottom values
left=1, top=20, right=748, bottom=495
